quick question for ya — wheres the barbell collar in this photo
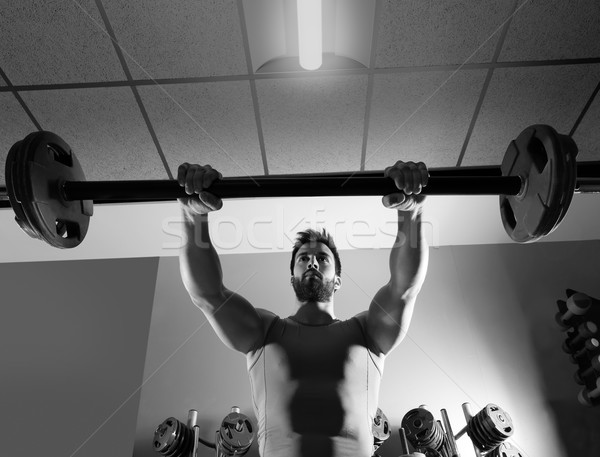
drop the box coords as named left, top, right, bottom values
left=61, top=175, right=524, bottom=201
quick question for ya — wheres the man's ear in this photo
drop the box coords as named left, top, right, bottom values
left=290, top=277, right=294, bottom=285
left=334, top=275, right=342, bottom=291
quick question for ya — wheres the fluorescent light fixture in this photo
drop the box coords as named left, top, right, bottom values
left=297, top=0, right=322, bottom=70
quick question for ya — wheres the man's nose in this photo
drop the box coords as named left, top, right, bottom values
left=307, top=256, right=319, bottom=269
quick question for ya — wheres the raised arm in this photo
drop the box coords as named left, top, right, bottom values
left=178, top=164, right=269, bottom=354
left=364, top=161, right=429, bottom=355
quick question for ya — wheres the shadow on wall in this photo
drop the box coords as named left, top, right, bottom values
left=496, top=241, right=600, bottom=456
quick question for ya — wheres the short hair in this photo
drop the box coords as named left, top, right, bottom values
left=290, top=228, right=342, bottom=276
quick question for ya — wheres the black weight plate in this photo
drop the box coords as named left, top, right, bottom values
left=484, top=404, right=513, bottom=439
left=220, top=411, right=254, bottom=448
left=401, top=407, right=442, bottom=448
left=467, top=413, right=495, bottom=450
left=551, top=133, right=578, bottom=232
left=500, top=125, right=575, bottom=243
left=536, top=127, right=576, bottom=240
left=153, top=418, right=177, bottom=453
left=18, top=132, right=93, bottom=248
left=5, top=138, right=39, bottom=239
left=500, top=126, right=558, bottom=242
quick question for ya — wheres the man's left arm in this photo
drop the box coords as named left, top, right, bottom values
left=365, top=161, right=429, bottom=355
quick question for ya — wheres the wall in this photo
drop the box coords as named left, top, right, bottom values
left=134, top=240, right=600, bottom=457
left=0, top=258, right=158, bottom=457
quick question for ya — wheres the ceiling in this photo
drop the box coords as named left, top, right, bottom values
left=1, top=0, right=599, bottom=188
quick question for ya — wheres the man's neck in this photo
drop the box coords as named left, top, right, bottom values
left=292, top=301, right=336, bottom=325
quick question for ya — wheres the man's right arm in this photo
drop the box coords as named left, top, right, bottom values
left=178, top=164, right=269, bottom=354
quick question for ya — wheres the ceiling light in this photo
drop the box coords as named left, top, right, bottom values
left=243, top=0, right=375, bottom=73
left=297, top=0, right=322, bottom=70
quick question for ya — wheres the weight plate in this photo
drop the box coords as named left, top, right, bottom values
left=467, top=404, right=513, bottom=451
left=11, top=132, right=93, bottom=248
left=5, top=138, right=39, bottom=239
left=542, top=128, right=577, bottom=240
left=219, top=411, right=254, bottom=450
left=490, top=441, right=524, bottom=457
left=400, top=408, right=443, bottom=449
left=153, top=418, right=178, bottom=453
left=372, top=407, right=391, bottom=441
left=484, top=404, right=513, bottom=438
left=552, top=133, right=578, bottom=230
left=500, top=125, right=576, bottom=243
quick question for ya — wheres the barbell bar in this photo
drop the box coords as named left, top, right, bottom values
left=1, top=166, right=599, bottom=203
left=2, top=124, right=600, bottom=249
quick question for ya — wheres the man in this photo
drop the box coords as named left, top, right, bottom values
left=178, top=161, right=429, bottom=457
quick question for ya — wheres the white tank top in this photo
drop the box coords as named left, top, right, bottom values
left=246, top=315, right=385, bottom=457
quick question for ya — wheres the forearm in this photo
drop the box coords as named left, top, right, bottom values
left=388, top=209, right=429, bottom=297
left=179, top=210, right=226, bottom=307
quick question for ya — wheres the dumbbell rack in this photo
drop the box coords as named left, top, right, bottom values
left=555, top=289, right=600, bottom=407
left=399, top=402, right=523, bottom=457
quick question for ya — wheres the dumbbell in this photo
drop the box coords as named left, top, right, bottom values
left=578, top=377, right=600, bottom=407
left=562, top=321, right=598, bottom=353
left=569, top=338, right=600, bottom=366
left=555, top=293, right=592, bottom=328
left=574, top=354, right=600, bottom=385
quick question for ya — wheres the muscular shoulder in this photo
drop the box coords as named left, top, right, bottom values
left=250, top=308, right=279, bottom=349
left=353, top=311, right=368, bottom=328
left=256, top=308, right=278, bottom=324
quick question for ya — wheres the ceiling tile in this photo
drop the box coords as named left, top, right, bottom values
left=500, top=0, right=600, bottom=61
left=103, top=0, right=247, bottom=79
left=0, top=93, right=38, bottom=184
left=375, top=0, right=515, bottom=68
left=573, top=92, right=600, bottom=163
left=138, top=82, right=263, bottom=178
left=366, top=70, right=487, bottom=170
left=463, top=65, right=600, bottom=166
left=256, top=75, right=368, bottom=174
left=19, top=87, right=166, bottom=180
left=0, top=1, right=125, bottom=85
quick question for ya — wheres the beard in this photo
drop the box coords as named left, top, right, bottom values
left=292, top=275, right=336, bottom=302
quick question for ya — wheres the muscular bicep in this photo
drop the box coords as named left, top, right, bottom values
left=363, top=284, right=417, bottom=355
left=191, top=289, right=273, bottom=354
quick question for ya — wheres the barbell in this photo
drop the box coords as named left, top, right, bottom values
left=2, top=124, right=600, bottom=249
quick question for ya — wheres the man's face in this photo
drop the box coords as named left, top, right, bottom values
left=291, top=242, right=341, bottom=302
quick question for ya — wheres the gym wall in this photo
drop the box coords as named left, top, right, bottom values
left=0, top=257, right=158, bottom=457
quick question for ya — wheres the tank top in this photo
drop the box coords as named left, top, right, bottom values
left=246, top=315, right=385, bottom=457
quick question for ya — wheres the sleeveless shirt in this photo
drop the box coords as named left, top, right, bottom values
left=245, top=315, right=385, bottom=457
